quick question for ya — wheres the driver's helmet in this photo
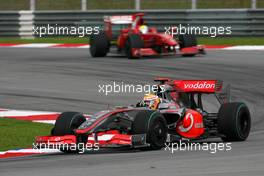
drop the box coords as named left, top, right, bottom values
left=139, top=25, right=148, bottom=34
left=143, top=93, right=161, bottom=110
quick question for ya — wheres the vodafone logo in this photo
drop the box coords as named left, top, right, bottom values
left=179, top=113, right=194, bottom=132
left=184, top=81, right=215, bottom=89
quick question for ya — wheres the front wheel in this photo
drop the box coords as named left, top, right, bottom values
left=218, top=102, right=251, bottom=141
left=178, top=34, right=197, bottom=48
left=52, top=112, right=86, bottom=153
left=125, top=34, right=144, bottom=59
left=178, top=34, right=197, bottom=57
left=131, top=111, right=167, bottom=150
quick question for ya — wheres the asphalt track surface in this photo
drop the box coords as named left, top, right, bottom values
left=0, top=48, right=264, bottom=176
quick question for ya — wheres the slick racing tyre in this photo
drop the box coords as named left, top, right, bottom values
left=90, top=31, right=110, bottom=57
left=52, top=112, right=86, bottom=153
left=52, top=112, right=86, bottom=136
left=178, top=34, right=198, bottom=57
left=131, top=110, right=167, bottom=150
left=178, top=34, right=197, bottom=48
left=125, top=34, right=144, bottom=59
left=218, top=102, right=251, bottom=142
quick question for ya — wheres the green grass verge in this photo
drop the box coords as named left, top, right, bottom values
left=36, top=0, right=81, bottom=10
left=141, top=0, right=191, bottom=9
left=0, top=118, right=53, bottom=151
left=0, top=37, right=264, bottom=45
left=198, top=37, right=264, bottom=45
left=0, top=0, right=263, bottom=10
left=87, top=0, right=135, bottom=10
left=197, top=0, right=251, bottom=9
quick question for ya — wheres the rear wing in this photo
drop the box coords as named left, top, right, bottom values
left=104, top=15, right=133, bottom=24
left=103, top=13, right=144, bottom=24
left=154, top=78, right=222, bottom=93
left=173, top=80, right=222, bottom=93
left=154, top=78, right=231, bottom=104
left=173, top=80, right=230, bottom=104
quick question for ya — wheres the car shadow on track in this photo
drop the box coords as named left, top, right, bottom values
left=32, top=139, right=225, bottom=158
left=32, top=147, right=145, bottom=158
left=92, top=54, right=203, bottom=61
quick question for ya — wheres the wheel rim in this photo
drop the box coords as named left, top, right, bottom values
left=152, top=120, right=166, bottom=146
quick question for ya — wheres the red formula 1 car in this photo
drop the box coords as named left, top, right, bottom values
left=35, top=78, right=251, bottom=153
left=90, top=13, right=205, bottom=59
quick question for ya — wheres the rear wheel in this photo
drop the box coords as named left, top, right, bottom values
left=52, top=112, right=86, bottom=153
left=90, top=32, right=110, bottom=57
left=131, top=110, right=167, bottom=150
left=218, top=102, right=251, bottom=141
left=125, top=34, right=144, bottom=59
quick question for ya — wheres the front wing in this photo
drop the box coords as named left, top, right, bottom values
left=131, top=45, right=205, bottom=57
left=35, top=130, right=147, bottom=149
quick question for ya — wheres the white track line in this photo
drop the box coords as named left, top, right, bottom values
left=0, top=109, right=59, bottom=117
left=0, top=148, right=60, bottom=155
left=33, top=120, right=56, bottom=124
left=78, top=45, right=90, bottom=48
left=11, top=43, right=58, bottom=48
left=223, top=45, right=264, bottom=50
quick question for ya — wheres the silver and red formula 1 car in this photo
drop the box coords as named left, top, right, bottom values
left=35, top=78, right=251, bottom=152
